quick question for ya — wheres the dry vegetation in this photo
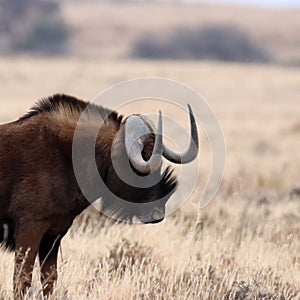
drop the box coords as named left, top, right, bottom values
left=0, top=57, right=299, bottom=299
left=61, top=1, right=300, bottom=64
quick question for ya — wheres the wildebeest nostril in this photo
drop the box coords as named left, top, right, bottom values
left=151, top=208, right=165, bottom=222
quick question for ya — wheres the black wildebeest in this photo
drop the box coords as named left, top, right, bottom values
left=0, top=94, right=198, bottom=298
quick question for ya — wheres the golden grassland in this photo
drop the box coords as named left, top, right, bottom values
left=0, top=57, right=299, bottom=299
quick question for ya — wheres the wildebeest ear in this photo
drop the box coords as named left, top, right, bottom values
left=117, top=115, right=124, bottom=126
left=107, top=111, right=123, bottom=128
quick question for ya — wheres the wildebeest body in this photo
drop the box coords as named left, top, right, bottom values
left=0, top=94, right=183, bottom=299
left=0, top=115, right=84, bottom=235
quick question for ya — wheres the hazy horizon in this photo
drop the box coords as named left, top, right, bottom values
left=190, top=0, right=300, bottom=8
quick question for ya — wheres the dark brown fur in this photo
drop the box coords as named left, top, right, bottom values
left=0, top=94, right=177, bottom=298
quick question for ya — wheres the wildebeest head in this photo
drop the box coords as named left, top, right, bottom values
left=99, top=105, right=199, bottom=224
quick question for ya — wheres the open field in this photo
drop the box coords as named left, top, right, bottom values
left=0, top=57, right=299, bottom=299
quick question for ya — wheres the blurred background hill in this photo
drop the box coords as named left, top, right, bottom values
left=0, top=0, right=300, bottom=65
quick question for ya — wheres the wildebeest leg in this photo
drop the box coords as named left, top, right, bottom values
left=13, top=222, right=47, bottom=299
left=39, top=233, right=65, bottom=297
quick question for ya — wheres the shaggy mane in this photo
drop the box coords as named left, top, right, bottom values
left=19, top=94, right=123, bottom=127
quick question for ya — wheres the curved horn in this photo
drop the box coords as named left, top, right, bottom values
left=125, top=112, right=163, bottom=174
left=163, top=104, right=199, bottom=164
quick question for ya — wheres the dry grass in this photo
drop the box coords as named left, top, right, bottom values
left=0, top=57, right=299, bottom=299
left=61, top=1, right=300, bottom=63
